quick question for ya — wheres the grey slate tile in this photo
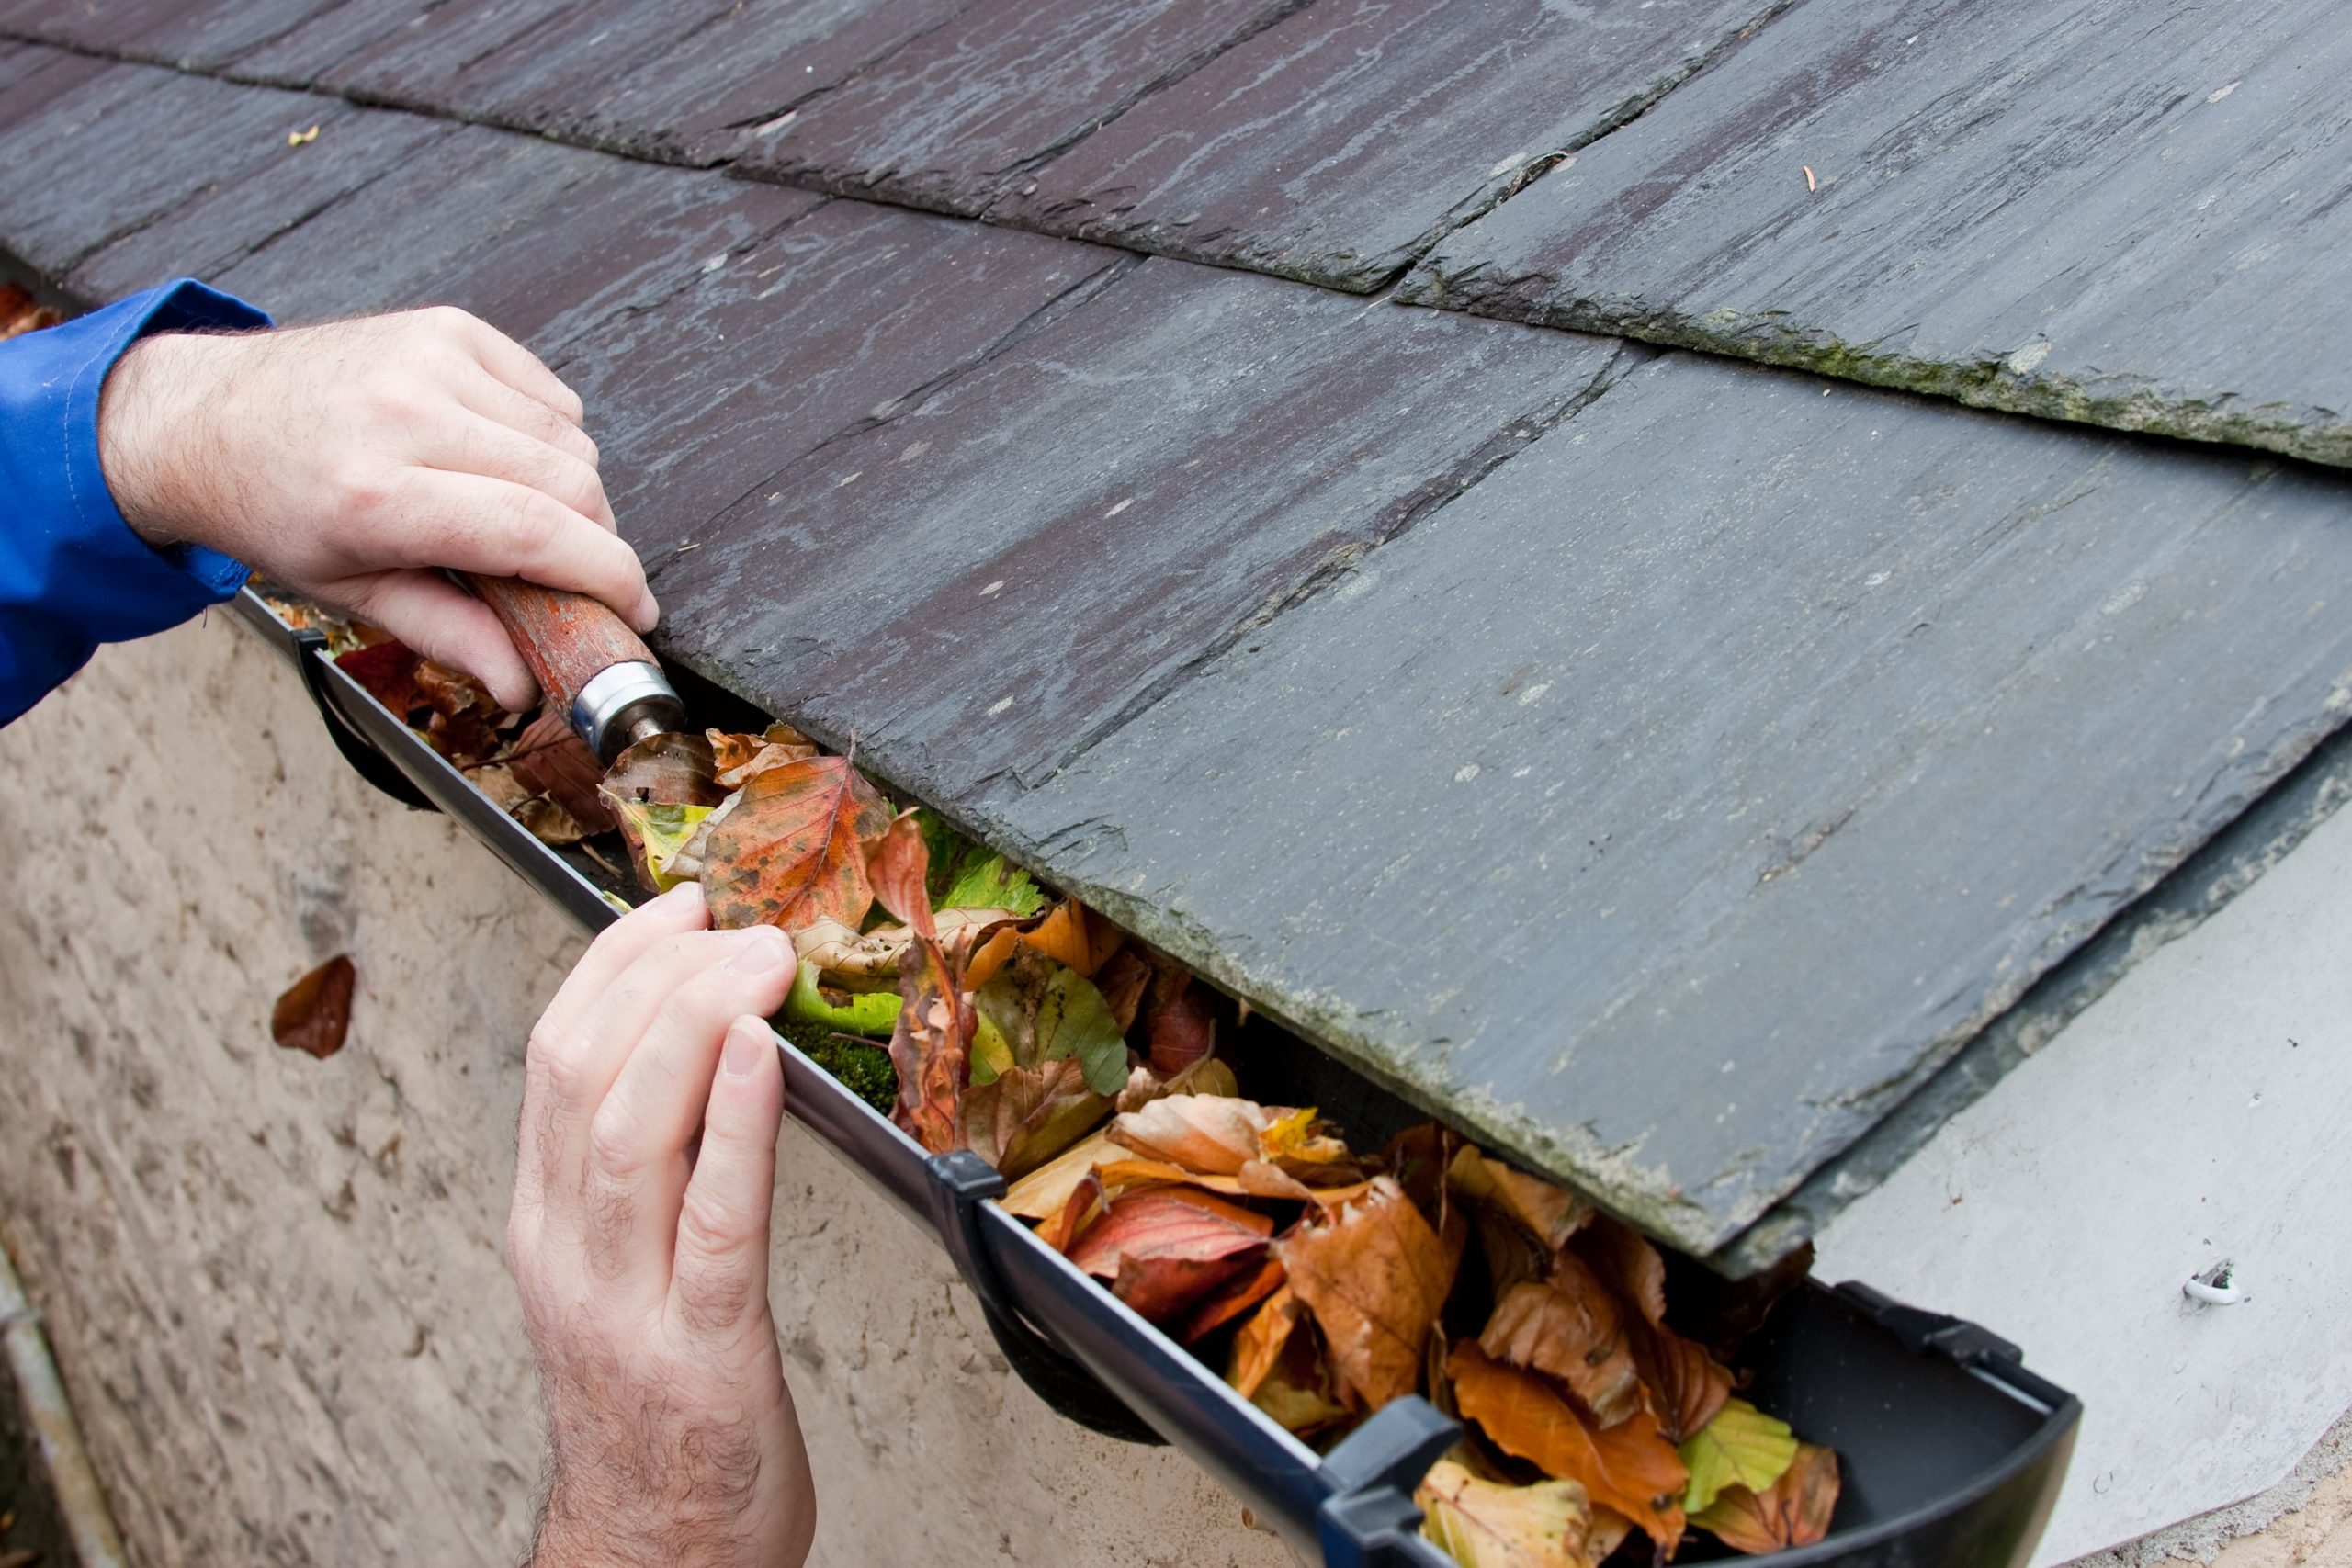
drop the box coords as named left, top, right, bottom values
left=977, top=355, right=2352, bottom=1254
left=0, top=0, right=343, bottom=68
left=998, top=0, right=1780, bottom=293
left=732, top=0, right=1306, bottom=214
left=0, top=62, right=325, bottom=279
left=1405, top=0, right=2352, bottom=468
left=650, top=258, right=1630, bottom=803
left=69, top=109, right=460, bottom=302
left=553, top=202, right=1123, bottom=564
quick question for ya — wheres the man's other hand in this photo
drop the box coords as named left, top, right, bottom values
left=509, top=884, right=816, bottom=1568
left=97, top=306, right=654, bottom=711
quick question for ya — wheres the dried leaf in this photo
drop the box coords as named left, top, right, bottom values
left=271, top=955, right=355, bottom=1060
left=795, top=908, right=1022, bottom=985
left=611, top=800, right=714, bottom=892
left=708, top=723, right=819, bottom=787
left=1179, top=1255, right=1287, bottom=1342
left=967, top=897, right=1120, bottom=987
left=514, top=795, right=590, bottom=846
left=1114, top=1054, right=1239, bottom=1113
left=1110, top=1093, right=1269, bottom=1174
left=1673, top=1240, right=1816, bottom=1362
left=1094, top=949, right=1152, bottom=1033
left=1690, top=1441, right=1839, bottom=1554
left=335, top=641, right=422, bottom=715
left=1035, top=1172, right=1105, bottom=1255
left=1448, top=1343, right=1688, bottom=1551
left=1448, top=1145, right=1593, bottom=1252
left=1415, top=1458, right=1600, bottom=1568
left=1276, top=1177, right=1456, bottom=1412
left=1228, top=1284, right=1304, bottom=1399
left=506, top=709, right=614, bottom=830
left=1003, top=1129, right=1119, bottom=1221
left=1069, top=1187, right=1273, bottom=1321
left=1679, top=1399, right=1798, bottom=1515
left=972, top=946, right=1130, bottom=1096
left=1479, top=1264, right=1645, bottom=1428
left=885, top=929, right=972, bottom=1154
left=704, top=756, right=891, bottom=933
left=1574, top=1215, right=1731, bottom=1441
left=964, top=1055, right=1109, bottom=1179
left=602, top=730, right=724, bottom=808
left=1146, top=980, right=1217, bottom=1076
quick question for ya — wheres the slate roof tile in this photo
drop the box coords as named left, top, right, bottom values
left=1404, top=0, right=2352, bottom=468
left=648, top=257, right=1632, bottom=803
left=999, top=0, right=1781, bottom=292
left=984, top=355, right=2352, bottom=1251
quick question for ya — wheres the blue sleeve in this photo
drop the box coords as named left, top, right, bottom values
left=0, top=278, right=272, bottom=727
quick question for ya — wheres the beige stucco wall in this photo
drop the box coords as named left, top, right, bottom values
left=0, top=615, right=1292, bottom=1568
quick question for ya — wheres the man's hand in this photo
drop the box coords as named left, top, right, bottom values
left=97, top=306, right=653, bottom=711
left=509, top=884, right=816, bottom=1568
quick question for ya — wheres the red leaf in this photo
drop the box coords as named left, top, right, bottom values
left=335, top=641, right=422, bottom=716
left=1068, top=1186, right=1274, bottom=1313
left=1147, top=980, right=1216, bottom=1077
left=703, top=756, right=891, bottom=932
left=271, top=955, right=356, bottom=1060
left=1178, top=1254, right=1287, bottom=1343
left=865, top=809, right=936, bottom=941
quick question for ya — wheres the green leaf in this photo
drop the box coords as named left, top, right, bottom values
left=918, top=807, right=1046, bottom=918
left=974, top=948, right=1131, bottom=1097
left=969, top=1008, right=1013, bottom=1087
left=781, top=961, right=902, bottom=1036
left=1679, top=1398, right=1798, bottom=1515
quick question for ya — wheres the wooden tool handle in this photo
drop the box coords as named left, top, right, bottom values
left=462, top=574, right=658, bottom=713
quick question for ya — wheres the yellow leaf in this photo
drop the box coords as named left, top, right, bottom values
left=1678, top=1398, right=1798, bottom=1514
left=1416, top=1458, right=1601, bottom=1568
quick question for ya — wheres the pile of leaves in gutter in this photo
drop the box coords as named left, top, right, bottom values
left=277, top=601, right=1840, bottom=1565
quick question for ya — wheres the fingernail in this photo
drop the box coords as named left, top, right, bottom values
left=721, top=1017, right=770, bottom=1079
left=635, top=589, right=660, bottom=631
left=729, top=927, right=791, bottom=974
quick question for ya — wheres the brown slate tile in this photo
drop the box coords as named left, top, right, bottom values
left=998, top=0, right=1779, bottom=292
left=648, top=257, right=1631, bottom=801
left=731, top=0, right=1307, bottom=214
left=554, top=202, right=1123, bottom=564
left=1405, top=0, right=2352, bottom=468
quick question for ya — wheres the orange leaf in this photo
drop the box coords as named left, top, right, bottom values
left=1448, top=1145, right=1594, bottom=1252
left=1448, top=1343, right=1689, bottom=1551
left=703, top=755, right=890, bottom=933
left=968, top=898, right=1123, bottom=987
left=1480, top=1263, right=1645, bottom=1428
left=1275, top=1177, right=1456, bottom=1412
left=1035, top=1172, right=1105, bottom=1255
left=1180, top=1255, right=1287, bottom=1342
left=1227, top=1284, right=1304, bottom=1399
left=1690, top=1441, right=1840, bottom=1553
left=707, top=723, right=819, bottom=786
left=271, top=955, right=355, bottom=1060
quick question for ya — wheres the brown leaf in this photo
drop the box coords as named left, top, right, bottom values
left=1448, top=1145, right=1594, bottom=1252
left=964, top=1055, right=1109, bottom=1179
left=1383, top=1122, right=1468, bottom=1216
left=1179, top=1254, right=1287, bottom=1342
left=703, top=756, right=891, bottom=933
left=1479, top=1264, right=1645, bottom=1428
left=1448, top=1343, right=1688, bottom=1551
left=1275, top=1177, right=1456, bottom=1411
left=514, top=795, right=591, bottom=846
left=1114, top=1054, right=1239, bottom=1114
left=1690, top=1441, right=1839, bottom=1554
left=1227, top=1283, right=1304, bottom=1399
left=707, top=723, right=820, bottom=787
left=1673, top=1240, right=1817, bottom=1362
left=1035, top=1172, right=1105, bottom=1255
left=505, top=710, right=615, bottom=831
left=1069, top=1187, right=1272, bottom=1321
left=271, top=955, right=356, bottom=1060
left=885, top=930, right=972, bottom=1155
left=1574, top=1215, right=1731, bottom=1441
left=1146, top=979, right=1217, bottom=1076
left=334, top=641, right=422, bottom=715
left=1094, top=948, right=1152, bottom=1033
left=601, top=729, right=724, bottom=808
